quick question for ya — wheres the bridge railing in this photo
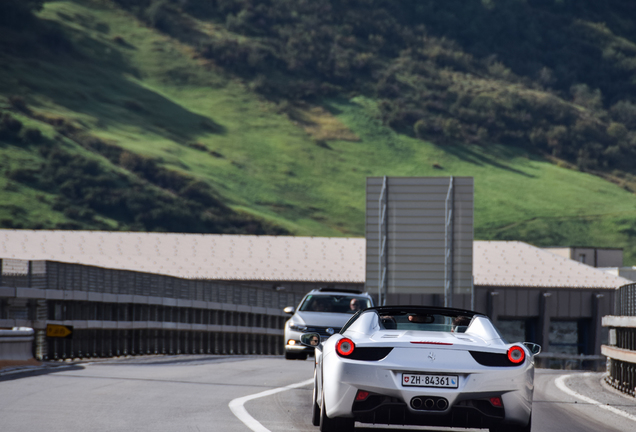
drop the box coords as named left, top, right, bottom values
left=602, top=282, right=636, bottom=397
left=1, top=259, right=337, bottom=361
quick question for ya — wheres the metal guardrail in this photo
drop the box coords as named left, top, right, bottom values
left=603, top=282, right=636, bottom=397
left=0, top=260, right=329, bottom=360
left=615, top=283, right=636, bottom=316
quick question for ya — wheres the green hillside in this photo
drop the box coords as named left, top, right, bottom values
left=1, top=0, right=636, bottom=264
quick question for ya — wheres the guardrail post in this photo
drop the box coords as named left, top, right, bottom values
left=487, top=292, right=499, bottom=324
left=592, top=294, right=604, bottom=356
left=539, top=292, right=552, bottom=352
left=106, top=330, right=112, bottom=357
left=48, top=335, right=56, bottom=360
left=35, top=330, right=46, bottom=361
left=213, top=332, right=219, bottom=354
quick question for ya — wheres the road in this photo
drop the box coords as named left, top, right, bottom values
left=1, top=355, right=635, bottom=432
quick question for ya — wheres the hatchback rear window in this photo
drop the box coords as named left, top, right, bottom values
left=299, top=295, right=372, bottom=313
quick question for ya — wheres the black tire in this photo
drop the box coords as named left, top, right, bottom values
left=311, top=372, right=320, bottom=426
left=521, top=415, right=532, bottom=432
left=490, top=415, right=531, bottom=432
left=319, top=389, right=355, bottom=432
left=285, top=351, right=308, bottom=360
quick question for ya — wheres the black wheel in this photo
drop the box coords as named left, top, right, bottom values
left=521, top=415, right=532, bottom=432
left=319, top=389, right=355, bottom=432
left=490, top=415, right=531, bottom=432
left=285, top=351, right=308, bottom=360
left=311, top=372, right=320, bottom=426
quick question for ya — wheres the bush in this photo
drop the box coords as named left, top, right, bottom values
left=113, top=35, right=127, bottom=46
left=610, top=101, right=636, bottom=129
left=546, top=126, right=569, bottom=154
left=123, top=100, right=146, bottom=113
left=179, top=180, right=222, bottom=207
left=144, top=0, right=176, bottom=32
left=7, top=168, right=37, bottom=183
left=8, top=95, right=30, bottom=113
left=607, top=122, right=629, bottom=142
left=413, top=119, right=429, bottom=138
left=570, top=84, right=603, bottom=111
left=22, top=127, right=42, bottom=143
left=40, top=25, right=74, bottom=53
left=0, top=114, right=23, bottom=138
left=442, top=118, right=462, bottom=140
left=119, top=151, right=141, bottom=171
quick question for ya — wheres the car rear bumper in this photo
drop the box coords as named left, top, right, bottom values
left=351, top=389, right=535, bottom=429
left=322, top=349, right=533, bottom=427
left=352, top=393, right=509, bottom=429
left=284, top=343, right=313, bottom=354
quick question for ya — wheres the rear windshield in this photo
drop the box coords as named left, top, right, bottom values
left=299, top=295, right=371, bottom=314
left=378, top=311, right=472, bottom=333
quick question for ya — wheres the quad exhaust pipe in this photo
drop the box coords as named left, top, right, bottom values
left=410, top=396, right=449, bottom=411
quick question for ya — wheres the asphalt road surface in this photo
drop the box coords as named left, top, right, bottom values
left=1, top=355, right=635, bottom=432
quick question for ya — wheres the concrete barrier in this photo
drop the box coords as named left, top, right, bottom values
left=535, top=353, right=606, bottom=371
left=0, top=328, right=35, bottom=361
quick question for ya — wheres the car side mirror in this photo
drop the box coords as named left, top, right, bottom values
left=283, top=306, right=295, bottom=315
left=300, top=332, right=321, bottom=347
left=523, top=342, right=541, bottom=356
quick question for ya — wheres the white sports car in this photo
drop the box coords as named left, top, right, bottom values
left=300, top=306, right=540, bottom=432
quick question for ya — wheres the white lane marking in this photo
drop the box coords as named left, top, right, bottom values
left=229, top=378, right=313, bottom=432
left=555, top=373, right=636, bottom=423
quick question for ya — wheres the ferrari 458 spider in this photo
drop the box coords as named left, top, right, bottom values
left=301, top=306, right=540, bottom=432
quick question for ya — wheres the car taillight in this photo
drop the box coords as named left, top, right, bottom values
left=507, top=346, right=525, bottom=364
left=336, top=338, right=355, bottom=356
left=355, top=390, right=370, bottom=401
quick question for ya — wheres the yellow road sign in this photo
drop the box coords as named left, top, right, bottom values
left=46, top=324, right=73, bottom=339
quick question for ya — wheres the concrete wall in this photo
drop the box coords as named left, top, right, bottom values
left=0, top=328, right=34, bottom=361
left=543, top=247, right=623, bottom=268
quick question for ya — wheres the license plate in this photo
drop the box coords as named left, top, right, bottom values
left=402, top=374, right=458, bottom=388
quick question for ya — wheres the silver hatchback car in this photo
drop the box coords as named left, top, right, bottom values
left=283, top=288, right=374, bottom=360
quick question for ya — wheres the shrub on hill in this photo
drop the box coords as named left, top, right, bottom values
left=0, top=114, right=23, bottom=139
left=110, top=0, right=636, bottom=178
left=4, top=134, right=287, bottom=235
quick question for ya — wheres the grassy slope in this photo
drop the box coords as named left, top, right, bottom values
left=1, top=1, right=636, bottom=263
